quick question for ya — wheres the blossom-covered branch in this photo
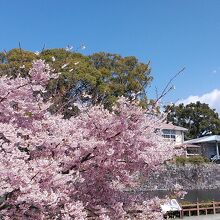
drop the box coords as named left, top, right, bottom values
left=0, top=60, right=177, bottom=219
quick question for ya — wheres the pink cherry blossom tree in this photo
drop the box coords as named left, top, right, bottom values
left=0, top=60, right=177, bottom=219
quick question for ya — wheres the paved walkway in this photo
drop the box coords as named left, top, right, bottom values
left=183, top=214, right=220, bottom=219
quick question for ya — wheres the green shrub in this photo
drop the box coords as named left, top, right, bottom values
left=175, top=156, right=209, bottom=165
left=175, top=156, right=187, bottom=165
left=187, top=156, right=209, bottom=164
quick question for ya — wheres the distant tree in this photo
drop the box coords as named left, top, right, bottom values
left=0, top=49, right=152, bottom=118
left=165, top=101, right=220, bottom=139
left=89, top=52, right=152, bottom=109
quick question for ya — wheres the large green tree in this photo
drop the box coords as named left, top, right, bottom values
left=165, top=101, right=220, bottom=139
left=0, top=49, right=152, bottom=118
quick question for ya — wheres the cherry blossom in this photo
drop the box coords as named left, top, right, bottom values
left=0, top=60, right=177, bottom=219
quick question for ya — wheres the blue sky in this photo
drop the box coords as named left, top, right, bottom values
left=1, top=0, right=220, bottom=111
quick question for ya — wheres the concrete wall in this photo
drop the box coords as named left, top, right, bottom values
left=140, top=164, right=220, bottom=191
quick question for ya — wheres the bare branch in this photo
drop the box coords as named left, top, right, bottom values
left=80, top=152, right=95, bottom=163
left=18, top=42, right=22, bottom=54
left=41, top=43, right=46, bottom=52
left=153, top=67, right=185, bottom=105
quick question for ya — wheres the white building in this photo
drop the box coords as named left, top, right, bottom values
left=159, top=124, right=220, bottom=161
left=184, top=135, right=220, bottom=161
left=160, top=123, right=188, bottom=145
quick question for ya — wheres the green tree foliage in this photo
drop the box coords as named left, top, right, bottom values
left=0, top=49, right=37, bottom=77
left=89, top=52, right=152, bottom=108
left=165, top=101, right=220, bottom=139
left=0, top=49, right=152, bottom=118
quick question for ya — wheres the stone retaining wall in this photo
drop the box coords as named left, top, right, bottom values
left=141, top=164, right=220, bottom=190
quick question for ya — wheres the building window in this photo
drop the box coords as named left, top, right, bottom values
left=162, top=129, right=176, bottom=141
left=186, top=147, right=200, bottom=156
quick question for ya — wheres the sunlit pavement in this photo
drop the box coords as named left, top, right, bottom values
left=183, top=214, right=220, bottom=219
